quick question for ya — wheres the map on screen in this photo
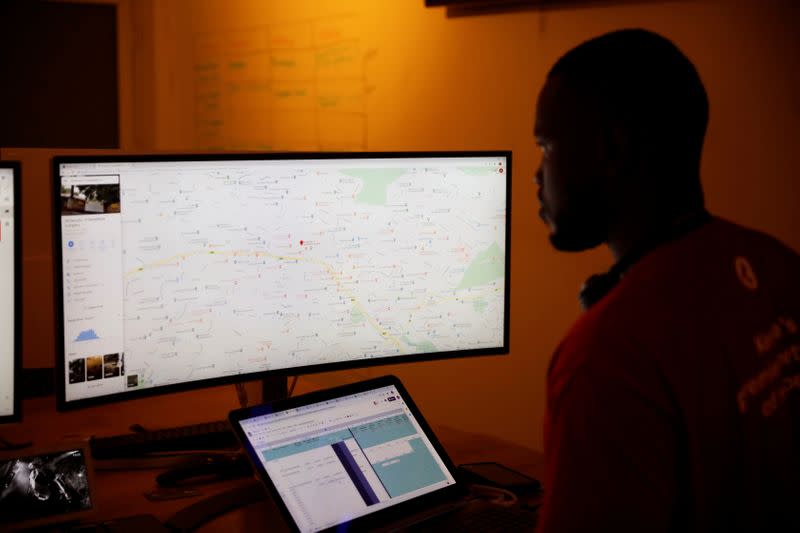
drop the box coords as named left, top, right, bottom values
left=57, top=155, right=508, bottom=403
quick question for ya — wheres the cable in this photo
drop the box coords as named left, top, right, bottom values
left=467, top=483, right=519, bottom=507
left=235, top=382, right=249, bottom=408
left=288, top=376, right=299, bottom=397
left=0, top=436, right=32, bottom=450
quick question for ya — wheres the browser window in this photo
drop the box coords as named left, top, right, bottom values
left=56, top=155, right=508, bottom=404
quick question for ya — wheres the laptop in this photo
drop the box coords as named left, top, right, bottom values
left=0, top=442, right=98, bottom=531
left=228, top=375, right=536, bottom=532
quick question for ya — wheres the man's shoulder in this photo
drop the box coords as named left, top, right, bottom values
left=613, top=216, right=799, bottom=300
left=549, top=217, right=799, bottom=383
left=662, top=216, right=799, bottom=268
left=549, top=296, right=637, bottom=385
left=703, top=217, right=799, bottom=254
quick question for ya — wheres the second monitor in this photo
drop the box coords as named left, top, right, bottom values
left=54, top=152, right=510, bottom=409
left=0, top=162, right=21, bottom=423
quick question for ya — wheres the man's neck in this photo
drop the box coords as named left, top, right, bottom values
left=606, top=204, right=708, bottom=263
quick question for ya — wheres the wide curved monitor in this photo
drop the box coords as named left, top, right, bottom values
left=53, top=152, right=510, bottom=409
left=1, top=161, right=21, bottom=423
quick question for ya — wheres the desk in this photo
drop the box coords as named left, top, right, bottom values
left=1, top=385, right=543, bottom=531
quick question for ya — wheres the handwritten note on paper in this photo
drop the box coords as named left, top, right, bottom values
left=192, top=15, right=376, bottom=151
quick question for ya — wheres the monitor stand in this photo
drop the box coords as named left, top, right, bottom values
left=261, top=374, right=288, bottom=403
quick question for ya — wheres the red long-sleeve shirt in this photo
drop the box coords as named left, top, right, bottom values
left=539, top=218, right=800, bottom=532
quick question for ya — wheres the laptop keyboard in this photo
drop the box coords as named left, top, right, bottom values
left=407, top=503, right=538, bottom=532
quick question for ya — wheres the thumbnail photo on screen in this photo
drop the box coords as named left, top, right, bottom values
left=60, top=183, right=120, bottom=215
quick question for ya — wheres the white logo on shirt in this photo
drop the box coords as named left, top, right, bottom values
left=735, top=256, right=758, bottom=290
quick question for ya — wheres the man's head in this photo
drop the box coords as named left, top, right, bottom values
left=534, top=29, right=709, bottom=252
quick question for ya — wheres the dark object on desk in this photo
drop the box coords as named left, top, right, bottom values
left=66, top=513, right=171, bottom=532
left=0, top=435, right=32, bottom=450
left=164, top=479, right=267, bottom=533
left=144, top=487, right=202, bottom=502
left=458, top=462, right=542, bottom=493
left=400, top=501, right=538, bottom=532
left=102, top=513, right=171, bottom=533
left=156, top=452, right=253, bottom=487
left=89, top=420, right=239, bottom=459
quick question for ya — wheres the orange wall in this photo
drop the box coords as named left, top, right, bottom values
left=5, top=0, right=799, bottom=452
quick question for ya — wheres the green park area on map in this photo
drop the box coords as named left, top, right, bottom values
left=457, top=241, right=505, bottom=290
left=342, top=168, right=408, bottom=205
left=351, top=305, right=366, bottom=324
left=401, top=336, right=437, bottom=354
left=458, top=166, right=498, bottom=176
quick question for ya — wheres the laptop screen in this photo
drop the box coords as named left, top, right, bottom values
left=236, top=383, right=458, bottom=532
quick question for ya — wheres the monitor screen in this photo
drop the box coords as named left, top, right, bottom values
left=54, top=152, right=510, bottom=409
left=0, top=162, right=21, bottom=422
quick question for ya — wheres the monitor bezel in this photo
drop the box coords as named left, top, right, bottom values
left=52, top=151, right=511, bottom=411
left=0, top=161, right=22, bottom=424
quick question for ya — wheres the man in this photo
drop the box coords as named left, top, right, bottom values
left=534, top=29, right=799, bottom=531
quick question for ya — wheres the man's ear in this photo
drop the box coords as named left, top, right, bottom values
left=601, top=125, right=633, bottom=181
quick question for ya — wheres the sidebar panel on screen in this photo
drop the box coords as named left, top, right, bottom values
left=58, top=172, right=124, bottom=402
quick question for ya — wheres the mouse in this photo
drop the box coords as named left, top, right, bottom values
left=156, top=452, right=253, bottom=487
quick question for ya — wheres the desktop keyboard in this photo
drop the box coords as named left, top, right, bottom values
left=89, top=420, right=240, bottom=459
